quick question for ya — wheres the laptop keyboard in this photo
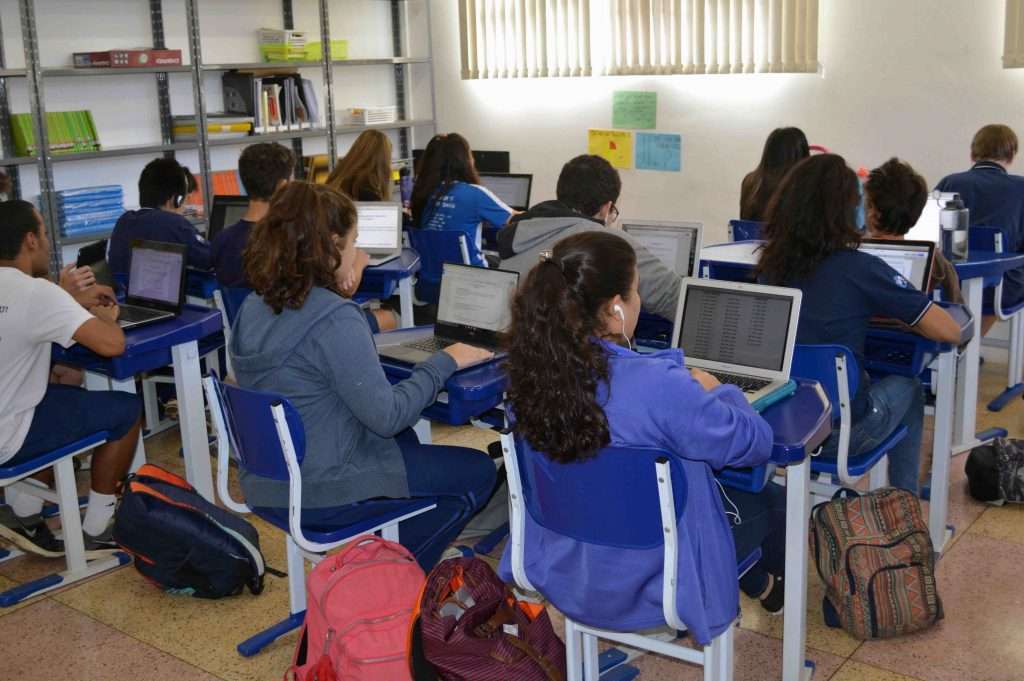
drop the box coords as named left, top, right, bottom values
left=706, top=371, right=772, bottom=394
left=402, top=336, right=455, bottom=353
left=118, top=305, right=160, bottom=324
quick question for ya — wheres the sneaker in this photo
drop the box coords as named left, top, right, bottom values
left=0, top=507, right=64, bottom=557
left=759, top=574, right=785, bottom=616
left=83, top=521, right=119, bottom=556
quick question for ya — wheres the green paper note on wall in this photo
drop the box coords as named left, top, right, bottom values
left=612, top=91, right=657, bottom=129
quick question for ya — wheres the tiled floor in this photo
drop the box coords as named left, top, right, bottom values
left=2, top=360, right=1023, bottom=680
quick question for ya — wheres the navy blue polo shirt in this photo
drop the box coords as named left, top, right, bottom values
left=211, top=219, right=254, bottom=288
left=787, top=249, right=932, bottom=417
left=937, top=162, right=1024, bottom=307
left=108, top=208, right=211, bottom=276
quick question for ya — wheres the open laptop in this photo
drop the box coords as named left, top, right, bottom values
left=118, top=240, right=188, bottom=330
left=671, top=278, right=802, bottom=405
left=355, top=202, right=403, bottom=266
left=477, top=173, right=533, bottom=212
left=378, top=263, right=519, bottom=365
left=906, top=191, right=959, bottom=243
left=208, top=195, right=248, bottom=241
left=859, top=239, right=936, bottom=291
left=621, top=220, right=703, bottom=277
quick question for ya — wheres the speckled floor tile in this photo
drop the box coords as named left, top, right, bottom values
left=977, top=361, right=1024, bottom=439
left=966, top=503, right=1024, bottom=545
left=831, top=661, right=925, bottom=681
left=852, top=532, right=1024, bottom=681
left=920, top=452, right=990, bottom=552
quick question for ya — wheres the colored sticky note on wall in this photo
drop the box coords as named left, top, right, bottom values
left=635, top=132, right=682, bottom=172
left=612, top=91, right=657, bottom=129
left=588, top=129, right=634, bottom=169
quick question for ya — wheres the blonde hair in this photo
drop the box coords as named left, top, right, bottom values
left=971, top=124, right=1019, bottom=163
left=326, top=130, right=393, bottom=201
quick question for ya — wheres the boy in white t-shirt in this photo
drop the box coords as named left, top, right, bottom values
left=0, top=200, right=141, bottom=557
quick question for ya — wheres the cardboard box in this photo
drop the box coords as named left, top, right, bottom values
left=73, top=49, right=183, bottom=69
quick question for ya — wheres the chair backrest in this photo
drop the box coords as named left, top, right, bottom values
left=210, top=375, right=306, bottom=482
left=728, top=219, right=764, bottom=242
left=406, top=229, right=470, bottom=303
left=514, top=437, right=686, bottom=549
left=217, top=284, right=253, bottom=325
left=791, top=344, right=860, bottom=413
left=969, top=225, right=1009, bottom=253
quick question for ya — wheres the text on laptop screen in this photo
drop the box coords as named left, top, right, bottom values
left=679, top=286, right=794, bottom=371
left=438, top=264, right=519, bottom=332
left=355, top=204, right=400, bottom=250
left=128, top=246, right=184, bottom=305
left=478, top=175, right=530, bottom=209
left=623, top=225, right=698, bottom=276
left=859, top=243, right=931, bottom=290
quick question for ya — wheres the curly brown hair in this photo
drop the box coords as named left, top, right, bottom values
left=864, top=158, right=928, bottom=236
left=243, top=181, right=356, bottom=314
left=505, top=231, right=637, bottom=464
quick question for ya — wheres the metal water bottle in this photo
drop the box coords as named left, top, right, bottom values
left=940, top=197, right=969, bottom=260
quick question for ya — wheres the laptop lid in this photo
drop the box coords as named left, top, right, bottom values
left=209, top=195, right=248, bottom=241
left=671, top=278, right=802, bottom=381
left=354, top=202, right=402, bottom=255
left=477, top=173, right=533, bottom=212
left=125, top=240, right=188, bottom=313
left=621, top=220, right=703, bottom=277
left=435, top=263, right=520, bottom=346
left=859, top=239, right=935, bottom=291
left=906, top=191, right=959, bottom=243
left=413, top=150, right=511, bottom=174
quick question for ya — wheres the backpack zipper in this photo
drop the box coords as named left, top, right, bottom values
left=843, top=529, right=929, bottom=595
left=865, top=562, right=925, bottom=637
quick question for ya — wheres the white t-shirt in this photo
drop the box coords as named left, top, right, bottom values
left=0, top=268, right=94, bottom=463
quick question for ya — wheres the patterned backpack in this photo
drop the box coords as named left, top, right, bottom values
left=809, top=488, right=943, bottom=640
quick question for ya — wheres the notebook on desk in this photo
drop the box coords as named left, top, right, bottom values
left=621, top=220, right=703, bottom=277
left=118, top=240, right=188, bottom=330
left=672, top=278, right=802, bottom=408
left=355, top=202, right=403, bottom=266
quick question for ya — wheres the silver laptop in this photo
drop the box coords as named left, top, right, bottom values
left=377, top=263, right=519, bottom=365
left=621, top=220, right=703, bottom=277
left=477, top=173, right=532, bottom=212
left=118, top=240, right=188, bottom=330
left=859, top=239, right=935, bottom=291
left=906, top=191, right=959, bottom=243
left=671, top=278, right=802, bottom=403
left=355, top=202, right=403, bottom=266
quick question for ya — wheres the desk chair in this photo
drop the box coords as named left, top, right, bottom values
left=791, top=345, right=908, bottom=500
left=727, top=219, right=764, bottom=242
left=212, top=284, right=252, bottom=378
left=0, top=433, right=130, bottom=606
left=501, top=433, right=760, bottom=681
left=406, top=229, right=470, bottom=305
left=203, top=376, right=436, bottom=657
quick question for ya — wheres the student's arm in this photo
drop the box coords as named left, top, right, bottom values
left=474, top=186, right=515, bottom=226
left=32, top=279, right=122, bottom=355
left=861, top=255, right=960, bottom=344
left=618, top=231, right=683, bottom=321
left=72, top=306, right=126, bottom=356
left=175, top=216, right=212, bottom=270
left=338, top=249, right=370, bottom=297
left=915, top=305, right=961, bottom=344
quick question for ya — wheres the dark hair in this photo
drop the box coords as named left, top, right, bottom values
left=756, top=154, right=861, bottom=286
left=740, top=127, right=810, bottom=221
left=239, top=142, right=296, bottom=200
left=243, top=182, right=356, bottom=314
left=410, top=133, right=479, bottom=227
left=555, top=155, right=622, bottom=217
left=326, top=129, right=392, bottom=201
left=506, top=231, right=637, bottom=464
left=864, top=158, right=928, bottom=236
left=971, top=124, right=1019, bottom=163
left=138, top=157, right=190, bottom=208
left=0, top=199, right=41, bottom=260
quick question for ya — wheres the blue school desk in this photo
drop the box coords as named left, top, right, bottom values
left=53, top=305, right=222, bottom=501
left=698, top=239, right=761, bottom=281
left=358, top=248, right=420, bottom=328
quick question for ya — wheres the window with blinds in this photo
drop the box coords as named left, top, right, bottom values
left=458, top=0, right=820, bottom=79
left=1006, top=0, right=1024, bottom=68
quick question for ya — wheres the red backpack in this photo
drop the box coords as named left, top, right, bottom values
left=286, top=535, right=425, bottom=681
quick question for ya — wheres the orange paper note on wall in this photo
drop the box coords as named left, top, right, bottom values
left=588, top=129, right=633, bottom=169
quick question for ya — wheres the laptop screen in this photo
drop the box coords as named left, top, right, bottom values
left=859, top=240, right=933, bottom=290
left=128, top=243, right=185, bottom=306
left=622, top=223, right=701, bottom=276
left=477, top=174, right=532, bottom=211
left=906, top=192, right=958, bottom=243
left=209, top=195, right=248, bottom=241
left=355, top=203, right=401, bottom=251
left=679, top=284, right=794, bottom=372
left=437, top=263, right=519, bottom=333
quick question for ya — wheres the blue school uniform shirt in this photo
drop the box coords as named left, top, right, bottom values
left=210, top=219, right=255, bottom=288
left=499, top=340, right=773, bottom=646
left=936, top=162, right=1024, bottom=307
left=419, top=182, right=513, bottom=266
left=108, top=208, right=211, bottom=276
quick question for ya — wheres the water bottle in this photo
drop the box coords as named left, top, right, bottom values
left=940, top=197, right=969, bottom=260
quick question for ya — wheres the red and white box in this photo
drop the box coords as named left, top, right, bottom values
left=72, top=49, right=184, bottom=69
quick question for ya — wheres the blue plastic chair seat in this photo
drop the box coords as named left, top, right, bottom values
left=252, top=498, right=436, bottom=545
left=810, top=425, right=908, bottom=478
left=0, top=431, right=108, bottom=482
left=983, top=298, right=1024, bottom=317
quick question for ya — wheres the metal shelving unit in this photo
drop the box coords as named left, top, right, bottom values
left=2, top=0, right=437, bottom=271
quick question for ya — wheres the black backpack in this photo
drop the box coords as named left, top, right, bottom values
left=113, top=464, right=265, bottom=598
left=965, top=438, right=1024, bottom=505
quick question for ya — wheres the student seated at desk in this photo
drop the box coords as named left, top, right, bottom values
left=230, top=181, right=496, bottom=570
left=410, top=133, right=513, bottom=267
left=757, top=155, right=961, bottom=493
left=865, top=157, right=963, bottom=304
left=501, top=231, right=787, bottom=635
left=937, top=124, right=1024, bottom=334
left=326, top=129, right=394, bottom=202
left=740, top=127, right=809, bottom=222
left=0, top=200, right=141, bottom=556
left=108, top=158, right=209, bottom=276
left=497, top=154, right=681, bottom=320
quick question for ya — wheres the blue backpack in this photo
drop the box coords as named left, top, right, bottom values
left=112, top=464, right=266, bottom=599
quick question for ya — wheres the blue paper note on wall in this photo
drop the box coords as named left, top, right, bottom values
left=635, top=132, right=682, bottom=172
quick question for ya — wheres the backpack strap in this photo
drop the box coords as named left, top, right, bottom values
left=502, top=635, right=564, bottom=681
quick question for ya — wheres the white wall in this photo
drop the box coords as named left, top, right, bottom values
left=430, top=0, right=1024, bottom=244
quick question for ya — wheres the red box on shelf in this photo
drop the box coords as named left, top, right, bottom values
left=72, top=49, right=184, bottom=69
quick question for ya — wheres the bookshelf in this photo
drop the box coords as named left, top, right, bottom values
left=0, top=0, right=438, bottom=272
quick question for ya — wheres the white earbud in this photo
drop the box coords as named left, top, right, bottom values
left=612, top=304, right=631, bottom=351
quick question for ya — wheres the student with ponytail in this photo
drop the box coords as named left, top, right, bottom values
left=501, top=231, right=788, bottom=645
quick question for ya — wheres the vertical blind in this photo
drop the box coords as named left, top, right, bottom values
left=1006, top=0, right=1024, bottom=68
left=459, top=0, right=819, bottom=79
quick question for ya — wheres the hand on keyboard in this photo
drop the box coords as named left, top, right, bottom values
left=690, top=368, right=721, bottom=391
left=444, top=343, right=494, bottom=369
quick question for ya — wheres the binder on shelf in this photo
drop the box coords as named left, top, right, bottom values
left=223, top=70, right=320, bottom=135
left=11, top=111, right=100, bottom=156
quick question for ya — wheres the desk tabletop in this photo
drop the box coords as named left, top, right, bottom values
left=699, top=240, right=763, bottom=265
left=761, top=380, right=832, bottom=464
left=362, top=248, right=421, bottom=279
left=953, top=249, right=1024, bottom=280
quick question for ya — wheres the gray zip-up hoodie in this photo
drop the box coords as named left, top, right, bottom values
left=497, top=201, right=682, bottom=320
left=229, top=287, right=456, bottom=509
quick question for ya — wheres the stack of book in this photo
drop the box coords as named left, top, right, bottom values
left=10, top=111, right=101, bottom=156
left=222, top=71, right=320, bottom=134
left=53, top=185, right=124, bottom=238
left=172, top=114, right=254, bottom=142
